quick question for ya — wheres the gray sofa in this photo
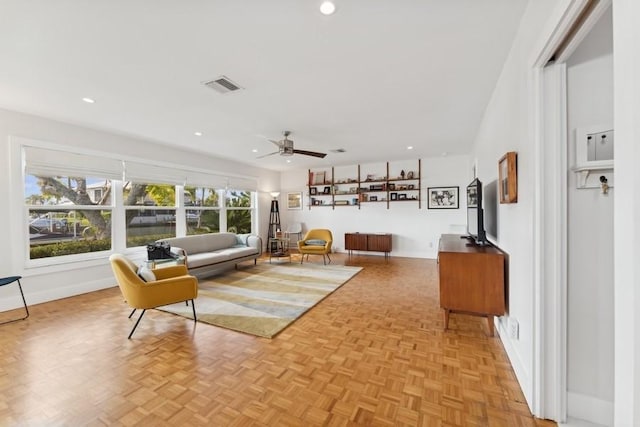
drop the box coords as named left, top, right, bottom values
left=159, top=232, right=262, bottom=278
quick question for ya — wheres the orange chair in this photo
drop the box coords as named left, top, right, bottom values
left=109, top=254, right=198, bottom=338
left=297, top=229, right=333, bottom=264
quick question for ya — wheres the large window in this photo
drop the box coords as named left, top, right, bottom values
left=25, top=175, right=113, bottom=259
left=20, top=141, right=258, bottom=263
left=124, top=182, right=177, bottom=248
left=225, top=190, right=252, bottom=234
left=184, top=186, right=220, bottom=235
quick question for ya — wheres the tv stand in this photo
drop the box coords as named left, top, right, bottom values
left=438, top=234, right=506, bottom=336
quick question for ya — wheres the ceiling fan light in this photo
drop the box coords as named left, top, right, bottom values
left=320, top=1, right=336, bottom=15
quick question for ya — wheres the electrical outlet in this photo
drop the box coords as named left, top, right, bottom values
left=509, top=318, right=519, bottom=340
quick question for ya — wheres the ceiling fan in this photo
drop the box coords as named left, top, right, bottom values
left=258, top=131, right=327, bottom=159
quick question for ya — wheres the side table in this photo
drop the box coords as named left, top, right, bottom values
left=269, top=237, right=291, bottom=263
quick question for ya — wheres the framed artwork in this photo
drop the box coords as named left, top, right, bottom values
left=398, top=193, right=407, bottom=200
left=287, top=192, right=303, bottom=210
left=427, top=186, right=459, bottom=209
left=390, top=192, right=398, bottom=200
left=310, top=187, right=317, bottom=195
left=323, top=186, right=331, bottom=194
left=499, top=152, right=518, bottom=203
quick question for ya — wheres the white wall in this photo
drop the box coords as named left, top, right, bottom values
left=279, top=156, right=470, bottom=259
left=566, top=7, right=614, bottom=423
left=0, top=108, right=279, bottom=310
left=612, top=0, right=640, bottom=424
left=470, top=0, right=567, bottom=409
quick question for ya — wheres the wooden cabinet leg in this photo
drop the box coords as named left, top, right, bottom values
left=487, top=315, right=495, bottom=337
left=443, top=309, right=450, bottom=330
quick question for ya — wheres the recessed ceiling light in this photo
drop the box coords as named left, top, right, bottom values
left=194, top=131, right=203, bottom=136
left=252, top=149, right=258, bottom=153
left=320, top=1, right=336, bottom=15
left=441, top=152, right=448, bottom=157
left=82, top=97, right=95, bottom=104
left=286, top=159, right=292, bottom=163
left=407, top=146, right=414, bottom=150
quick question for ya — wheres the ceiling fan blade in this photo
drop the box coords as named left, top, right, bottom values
left=293, top=149, right=327, bottom=158
left=256, top=151, right=280, bottom=159
left=267, top=139, right=281, bottom=147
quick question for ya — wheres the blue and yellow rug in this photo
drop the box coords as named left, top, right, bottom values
left=159, top=262, right=362, bottom=338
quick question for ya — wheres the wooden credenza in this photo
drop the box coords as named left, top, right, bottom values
left=438, top=234, right=505, bottom=336
left=345, top=233, right=392, bottom=258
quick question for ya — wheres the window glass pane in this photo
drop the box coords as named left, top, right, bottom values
left=123, top=182, right=176, bottom=207
left=25, top=175, right=112, bottom=206
left=126, top=208, right=176, bottom=247
left=29, top=209, right=112, bottom=259
left=184, top=186, right=219, bottom=207
left=186, top=209, right=220, bottom=236
left=226, top=209, right=252, bottom=234
left=225, top=190, right=251, bottom=208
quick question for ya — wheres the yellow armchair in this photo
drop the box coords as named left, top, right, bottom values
left=297, top=229, right=333, bottom=265
left=109, top=254, right=198, bottom=338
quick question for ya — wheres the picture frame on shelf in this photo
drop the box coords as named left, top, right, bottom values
left=398, top=194, right=407, bottom=200
left=313, top=171, right=326, bottom=185
left=390, top=193, right=398, bottom=201
left=427, top=186, right=459, bottom=209
left=287, top=192, right=303, bottom=210
left=408, top=184, right=415, bottom=190
left=310, top=187, right=317, bottom=195
left=323, top=186, right=331, bottom=194
left=370, top=196, right=378, bottom=201
left=388, top=183, right=396, bottom=191
left=407, top=171, right=414, bottom=179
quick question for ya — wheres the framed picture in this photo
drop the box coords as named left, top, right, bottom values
left=407, top=171, right=414, bottom=179
left=370, top=195, right=378, bottom=201
left=427, top=186, right=459, bottom=209
left=388, top=183, right=396, bottom=191
left=398, top=193, right=407, bottom=200
left=390, top=192, right=398, bottom=200
left=323, top=186, right=331, bottom=194
left=287, top=192, right=303, bottom=210
left=408, top=184, right=415, bottom=190
left=310, top=187, right=317, bottom=195
left=498, top=151, right=518, bottom=203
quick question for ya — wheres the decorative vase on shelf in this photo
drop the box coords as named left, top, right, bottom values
left=400, top=170, right=405, bottom=179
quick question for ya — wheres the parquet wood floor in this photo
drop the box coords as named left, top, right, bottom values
left=0, top=254, right=556, bottom=426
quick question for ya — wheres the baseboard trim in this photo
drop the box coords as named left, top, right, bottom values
left=567, top=391, right=613, bottom=427
left=0, top=278, right=115, bottom=312
left=496, top=317, right=534, bottom=411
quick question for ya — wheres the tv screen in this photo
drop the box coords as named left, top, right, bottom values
left=466, top=178, right=488, bottom=245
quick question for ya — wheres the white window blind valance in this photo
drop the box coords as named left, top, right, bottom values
left=24, top=146, right=123, bottom=180
left=24, top=145, right=257, bottom=192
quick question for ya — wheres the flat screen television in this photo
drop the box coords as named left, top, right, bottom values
left=466, top=178, right=489, bottom=245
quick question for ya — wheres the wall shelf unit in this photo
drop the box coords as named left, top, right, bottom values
left=308, top=160, right=421, bottom=210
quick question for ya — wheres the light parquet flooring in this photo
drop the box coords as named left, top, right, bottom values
left=0, top=254, right=556, bottom=426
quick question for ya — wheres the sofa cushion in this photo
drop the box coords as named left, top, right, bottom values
left=186, top=252, right=232, bottom=269
left=162, top=233, right=238, bottom=255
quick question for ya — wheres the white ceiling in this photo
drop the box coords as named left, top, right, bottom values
left=0, top=0, right=527, bottom=171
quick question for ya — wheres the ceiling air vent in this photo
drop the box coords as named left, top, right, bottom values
left=202, top=75, right=243, bottom=94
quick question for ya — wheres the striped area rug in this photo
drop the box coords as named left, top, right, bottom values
left=158, top=262, right=362, bottom=338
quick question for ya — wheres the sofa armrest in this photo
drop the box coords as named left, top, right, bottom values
left=246, top=235, right=263, bottom=254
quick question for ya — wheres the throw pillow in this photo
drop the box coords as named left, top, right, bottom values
left=137, top=265, right=156, bottom=282
left=305, top=239, right=326, bottom=246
